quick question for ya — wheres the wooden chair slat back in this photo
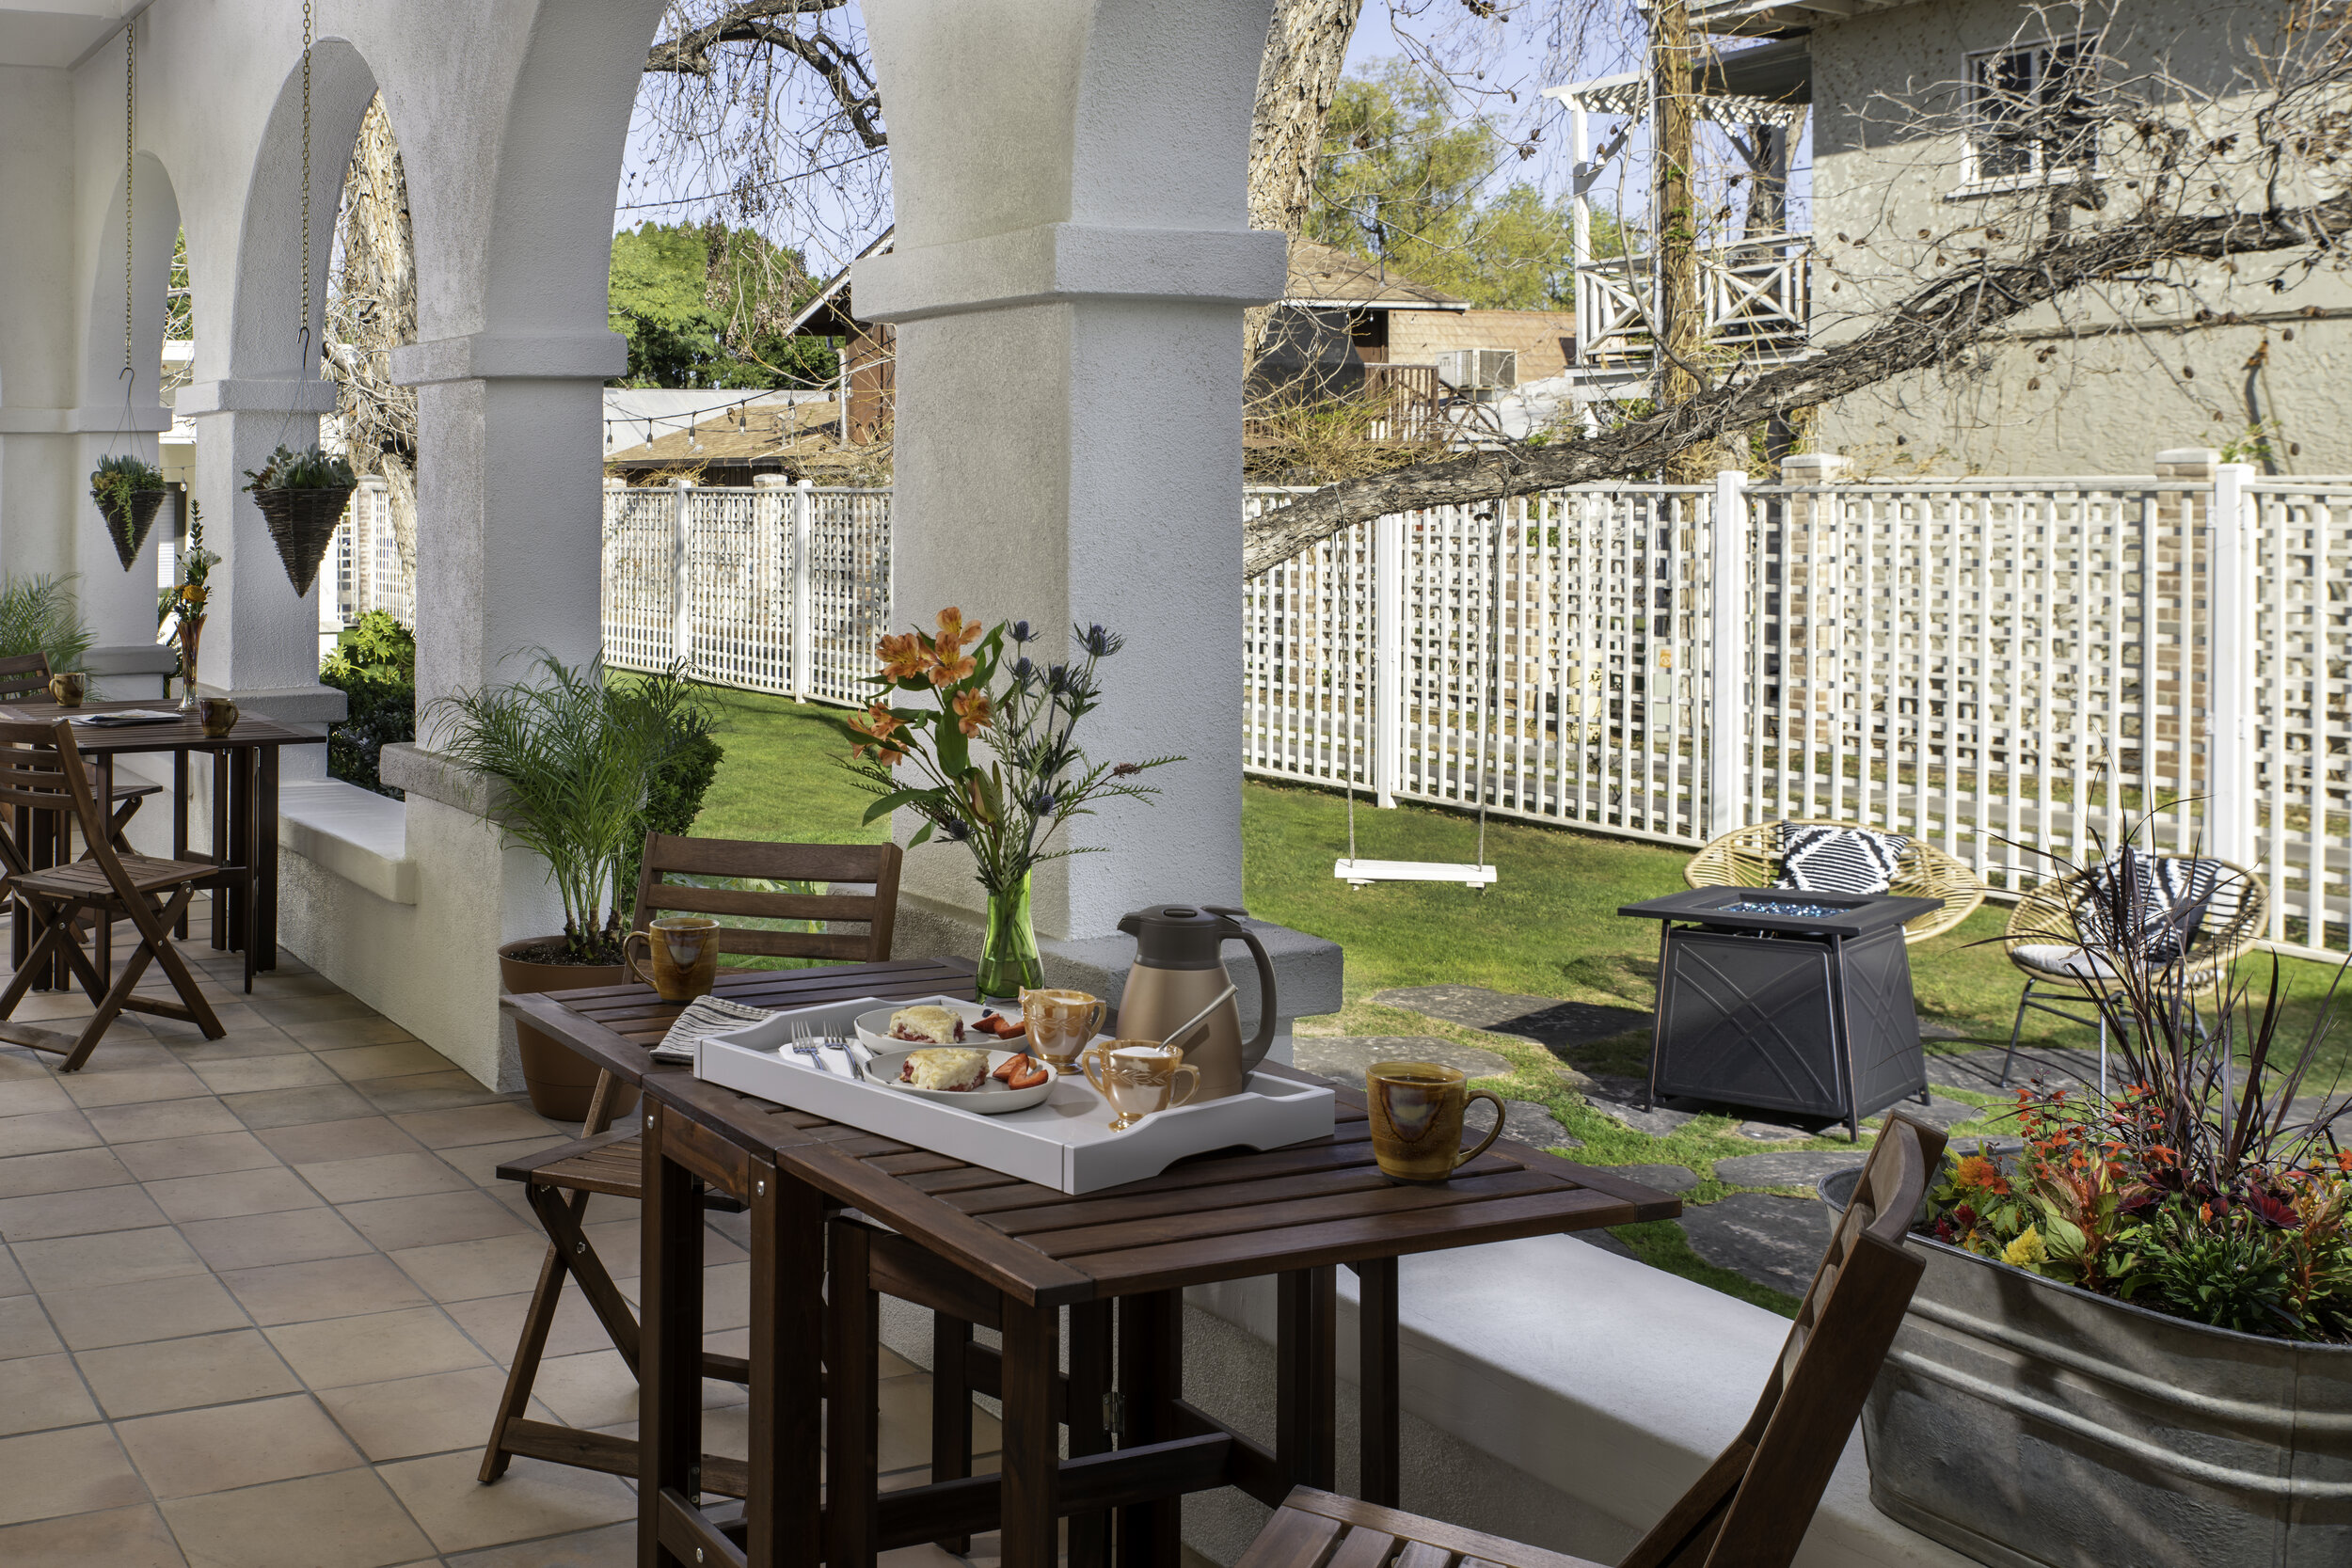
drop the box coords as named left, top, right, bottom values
left=631, top=833, right=903, bottom=965
left=1617, top=1114, right=1944, bottom=1568
left=0, top=653, right=51, bottom=702
left=0, top=720, right=78, bottom=817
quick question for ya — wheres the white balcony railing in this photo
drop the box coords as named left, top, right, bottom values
left=1574, top=233, right=1812, bottom=369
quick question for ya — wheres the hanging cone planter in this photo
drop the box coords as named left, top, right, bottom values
left=253, top=483, right=356, bottom=596
left=91, top=485, right=167, bottom=570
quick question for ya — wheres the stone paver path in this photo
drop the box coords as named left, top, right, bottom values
left=0, top=924, right=1000, bottom=1568
left=1293, top=1035, right=1513, bottom=1083
left=1371, top=987, right=1649, bottom=1052
left=1680, top=1195, right=1837, bottom=1297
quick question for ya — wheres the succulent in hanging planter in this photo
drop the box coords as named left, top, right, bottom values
left=89, top=454, right=169, bottom=572
left=243, top=443, right=358, bottom=596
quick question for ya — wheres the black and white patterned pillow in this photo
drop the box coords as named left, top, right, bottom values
left=2081, top=853, right=2220, bottom=965
left=1773, top=823, right=1911, bottom=896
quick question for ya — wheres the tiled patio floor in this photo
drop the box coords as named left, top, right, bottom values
left=0, top=924, right=1000, bottom=1568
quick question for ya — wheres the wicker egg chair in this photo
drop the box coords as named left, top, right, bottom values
left=1682, top=820, right=1986, bottom=944
left=1995, top=855, right=2267, bottom=1092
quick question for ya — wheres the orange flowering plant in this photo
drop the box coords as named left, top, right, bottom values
left=832, top=610, right=1180, bottom=900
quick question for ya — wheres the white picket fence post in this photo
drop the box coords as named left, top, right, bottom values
left=1374, top=508, right=1405, bottom=808
left=1708, top=468, right=1750, bottom=837
left=670, top=478, right=693, bottom=669
left=791, top=478, right=816, bottom=702
left=2210, top=461, right=2259, bottom=866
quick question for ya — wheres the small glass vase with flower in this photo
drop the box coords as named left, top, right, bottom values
left=167, top=501, right=221, bottom=711
left=833, top=610, right=1179, bottom=1000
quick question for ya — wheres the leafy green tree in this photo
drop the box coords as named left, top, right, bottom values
left=607, top=221, right=839, bottom=389
left=1308, top=62, right=1629, bottom=309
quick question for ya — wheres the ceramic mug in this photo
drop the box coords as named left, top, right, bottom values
left=1020, top=987, right=1107, bottom=1068
left=1082, top=1040, right=1200, bottom=1131
left=44, top=673, right=85, bottom=708
left=198, top=696, right=239, bottom=738
left=1365, top=1060, right=1505, bottom=1183
left=623, top=915, right=722, bottom=1002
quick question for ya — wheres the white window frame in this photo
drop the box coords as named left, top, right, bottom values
left=1959, top=35, right=2096, bottom=194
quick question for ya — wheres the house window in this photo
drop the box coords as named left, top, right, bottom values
left=1967, top=39, right=2094, bottom=185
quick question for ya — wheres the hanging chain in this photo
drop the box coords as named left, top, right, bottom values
left=123, top=25, right=135, bottom=373
left=300, top=0, right=313, bottom=356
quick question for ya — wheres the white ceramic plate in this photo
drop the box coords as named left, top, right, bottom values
left=851, top=995, right=1025, bottom=1059
left=864, top=1048, right=1057, bottom=1113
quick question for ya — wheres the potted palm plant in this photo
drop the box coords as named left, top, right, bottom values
left=431, top=655, right=712, bottom=1118
left=89, top=454, right=168, bottom=570
left=243, top=443, right=357, bottom=595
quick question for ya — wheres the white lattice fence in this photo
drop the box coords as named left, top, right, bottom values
left=2250, top=481, right=2352, bottom=955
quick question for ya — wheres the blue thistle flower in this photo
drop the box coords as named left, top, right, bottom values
left=1044, top=663, right=1072, bottom=694
left=1009, top=620, right=1034, bottom=643
left=939, top=815, right=973, bottom=843
left=1024, top=788, right=1059, bottom=816
left=1077, top=623, right=1123, bottom=657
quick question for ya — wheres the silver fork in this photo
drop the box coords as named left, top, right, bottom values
left=787, top=1018, right=834, bottom=1074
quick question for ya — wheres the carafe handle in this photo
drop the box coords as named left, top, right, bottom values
left=1202, top=906, right=1278, bottom=1065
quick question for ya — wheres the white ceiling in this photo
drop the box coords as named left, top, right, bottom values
left=0, top=1, right=145, bottom=71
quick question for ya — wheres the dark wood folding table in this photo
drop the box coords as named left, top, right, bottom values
left=0, top=700, right=315, bottom=975
left=597, top=992, right=1682, bottom=1568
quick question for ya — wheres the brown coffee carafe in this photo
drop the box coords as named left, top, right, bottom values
left=1113, top=905, right=1277, bottom=1102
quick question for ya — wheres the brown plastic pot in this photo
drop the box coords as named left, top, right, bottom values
left=499, top=937, right=636, bottom=1124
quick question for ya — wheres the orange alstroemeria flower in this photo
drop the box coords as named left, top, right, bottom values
left=951, top=689, right=993, bottom=736
left=877, top=633, right=931, bottom=683
left=934, top=607, right=977, bottom=656
left=849, top=704, right=907, bottom=765
left=930, top=647, right=977, bottom=687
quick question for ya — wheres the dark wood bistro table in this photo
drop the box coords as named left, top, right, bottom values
left=0, top=699, right=318, bottom=976
left=506, top=961, right=1683, bottom=1568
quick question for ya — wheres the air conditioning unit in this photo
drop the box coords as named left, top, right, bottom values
left=1436, top=348, right=1518, bottom=401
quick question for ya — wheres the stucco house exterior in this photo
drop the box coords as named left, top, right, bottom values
left=1695, top=0, right=2352, bottom=473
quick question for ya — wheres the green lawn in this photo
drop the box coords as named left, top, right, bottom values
left=691, top=692, right=2352, bottom=1315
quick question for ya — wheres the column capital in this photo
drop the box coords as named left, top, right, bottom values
left=390, top=330, right=629, bottom=387
left=0, top=404, right=171, bottom=434
left=178, top=378, right=339, bottom=418
left=851, top=221, right=1286, bottom=325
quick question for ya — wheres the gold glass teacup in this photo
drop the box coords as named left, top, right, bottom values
left=1365, top=1060, right=1505, bottom=1183
left=1020, top=987, right=1106, bottom=1069
left=623, top=915, right=722, bottom=1002
left=1082, top=1040, right=1200, bottom=1131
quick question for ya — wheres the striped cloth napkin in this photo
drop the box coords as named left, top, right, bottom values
left=650, top=995, right=774, bottom=1064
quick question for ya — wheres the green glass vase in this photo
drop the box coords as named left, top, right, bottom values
left=977, top=873, right=1043, bottom=1001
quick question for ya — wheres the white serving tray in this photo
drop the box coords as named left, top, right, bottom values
left=692, top=995, right=1335, bottom=1196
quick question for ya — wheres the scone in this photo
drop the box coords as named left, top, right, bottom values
left=900, top=1047, right=989, bottom=1092
left=889, top=1005, right=966, bottom=1044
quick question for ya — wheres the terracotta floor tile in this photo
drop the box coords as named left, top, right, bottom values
left=248, top=994, right=381, bottom=1026
left=0, top=1248, right=26, bottom=1297
left=178, top=1204, right=370, bottom=1273
left=526, top=1348, right=739, bottom=1429
left=160, top=1028, right=310, bottom=1063
left=0, top=1145, right=135, bottom=1197
left=0, top=1502, right=188, bottom=1568
left=357, top=1071, right=511, bottom=1114
left=76, top=1326, right=302, bottom=1417
left=161, top=1467, right=434, bottom=1568
left=188, top=1053, right=342, bottom=1096
left=0, top=1077, right=73, bottom=1117
left=12, top=1224, right=206, bottom=1292
left=444, top=1519, right=633, bottom=1568
left=390, top=1232, right=558, bottom=1303
left=220, top=1252, right=432, bottom=1327
left=222, top=1083, right=378, bottom=1130
left=298, top=1151, right=472, bottom=1204
left=40, top=1271, right=250, bottom=1351
left=0, top=1294, right=64, bottom=1359
left=0, top=1352, right=102, bottom=1435
left=342, top=1188, right=539, bottom=1252
left=84, top=1098, right=243, bottom=1145
left=0, top=1181, right=169, bottom=1239
left=316, top=1364, right=544, bottom=1462
left=378, top=1449, right=634, bottom=1555
left=117, top=1392, right=365, bottom=1499
left=318, top=1040, right=457, bottom=1082
left=266, top=1303, right=491, bottom=1388
left=287, top=1016, right=418, bottom=1050
left=0, top=1109, right=100, bottom=1158
left=56, top=1063, right=214, bottom=1109
left=437, top=1136, right=568, bottom=1187
left=445, top=1286, right=618, bottom=1367
left=394, top=1102, right=569, bottom=1149
left=111, top=1130, right=281, bottom=1180
left=0, top=1422, right=149, bottom=1526
left=145, top=1165, right=326, bottom=1223
left=257, top=1116, right=426, bottom=1164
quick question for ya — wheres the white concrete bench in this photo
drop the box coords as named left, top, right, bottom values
left=277, top=778, right=417, bottom=904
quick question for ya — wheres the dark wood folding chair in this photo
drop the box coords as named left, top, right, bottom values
left=0, top=719, right=237, bottom=1071
left=1233, top=1113, right=1949, bottom=1568
left=478, top=835, right=905, bottom=1490
left=0, top=653, right=166, bottom=841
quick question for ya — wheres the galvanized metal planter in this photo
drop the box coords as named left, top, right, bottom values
left=1850, top=1201, right=2352, bottom=1567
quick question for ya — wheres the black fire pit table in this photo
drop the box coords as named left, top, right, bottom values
left=1616, top=886, right=1943, bottom=1141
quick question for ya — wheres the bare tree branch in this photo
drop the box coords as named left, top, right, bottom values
left=644, top=0, right=884, bottom=150
left=1243, top=190, right=2352, bottom=574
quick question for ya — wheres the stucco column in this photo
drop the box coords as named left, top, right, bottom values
left=855, top=0, right=1287, bottom=942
